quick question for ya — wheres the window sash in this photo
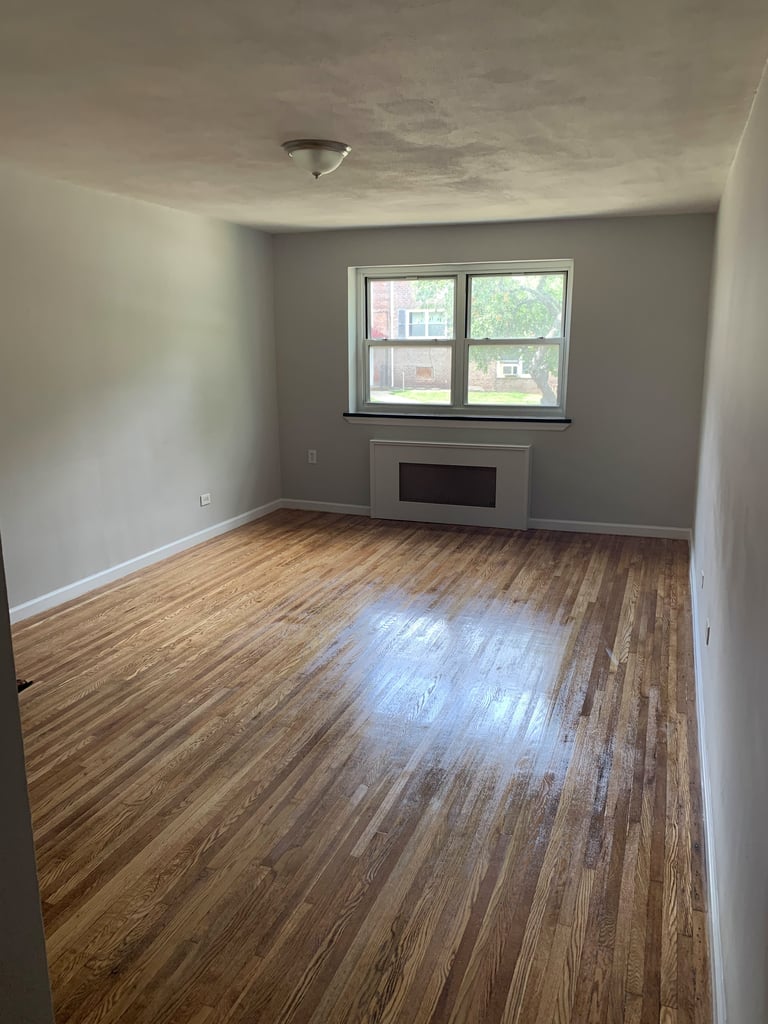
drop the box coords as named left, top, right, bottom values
left=365, top=277, right=457, bottom=341
left=466, top=341, right=564, bottom=408
left=467, top=270, right=568, bottom=341
left=366, top=343, right=454, bottom=405
left=356, top=261, right=572, bottom=417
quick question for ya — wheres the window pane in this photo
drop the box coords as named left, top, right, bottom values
left=467, top=344, right=560, bottom=406
left=368, top=278, right=455, bottom=339
left=469, top=272, right=565, bottom=339
left=369, top=346, right=452, bottom=404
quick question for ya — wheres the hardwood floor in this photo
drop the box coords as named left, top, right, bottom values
left=14, top=511, right=712, bottom=1024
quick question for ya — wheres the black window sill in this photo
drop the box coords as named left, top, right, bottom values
left=343, top=412, right=572, bottom=429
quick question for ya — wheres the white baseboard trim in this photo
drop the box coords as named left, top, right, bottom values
left=279, top=506, right=692, bottom=540
left=528, top=518, right=691, bottom=540
left=281, top=499, right=371, bottom=517
left=688, top=543, right=726, bottom=1024
left=8, top=502, right=693, bottom=623
left=9, top=500, right=283, bottom=624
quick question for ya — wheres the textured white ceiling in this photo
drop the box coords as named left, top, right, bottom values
left=1, top=0, right=766, bottom=231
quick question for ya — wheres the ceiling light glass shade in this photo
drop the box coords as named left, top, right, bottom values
left=281, top=139, right=351, bottom=178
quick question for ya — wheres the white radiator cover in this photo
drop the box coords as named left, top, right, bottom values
left=369, top=440, right=531, bottom=529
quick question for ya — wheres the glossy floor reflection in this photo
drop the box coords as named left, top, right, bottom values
left=15, top=511, right=711, bottom=1023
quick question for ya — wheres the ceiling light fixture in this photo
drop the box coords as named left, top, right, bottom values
left=281, top=139, right=351, bottom=179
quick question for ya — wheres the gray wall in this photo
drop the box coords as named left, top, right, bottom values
left=693, top=68, right=768, bottom=1024
left=0, top=168, right=281, bottom=608
left=0, top=537, right=54, bottom=1023
left=274, top=214, right=714, bottom=528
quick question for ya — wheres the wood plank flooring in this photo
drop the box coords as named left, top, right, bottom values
left=14, top=511, right=712, bottom=1024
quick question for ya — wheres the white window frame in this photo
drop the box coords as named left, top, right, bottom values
left=354, top=260, right=573, bottom=419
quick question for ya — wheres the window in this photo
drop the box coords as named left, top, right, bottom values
left=499, top=361, right=522, bottom=378
left=355, top=261, right=572, bottom=417
left=405, top=310, right=449, bottom=338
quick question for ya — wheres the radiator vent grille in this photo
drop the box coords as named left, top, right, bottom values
left=399, top=462, right=497, bottom=508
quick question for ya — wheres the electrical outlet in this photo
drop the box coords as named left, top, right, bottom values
left=307, top=449, right=317, bottom=464
left=705, top=619, right=711, bottom=646
left=200, top=493, right=211, bottom=507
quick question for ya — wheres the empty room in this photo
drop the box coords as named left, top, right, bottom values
left=1, top=2, right=767, bottom=1023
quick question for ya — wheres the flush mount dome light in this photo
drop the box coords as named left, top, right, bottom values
left=281, top=139, right=351, bottom=179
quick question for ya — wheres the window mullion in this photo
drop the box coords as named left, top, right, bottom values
left=454, top=273, right=468, bottom=410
